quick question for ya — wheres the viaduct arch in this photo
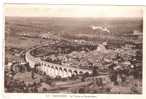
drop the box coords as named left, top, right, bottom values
left=25, top=47, right=92, bottom=78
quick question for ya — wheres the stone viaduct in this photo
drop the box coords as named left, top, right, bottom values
left=25, top=48, right=92, bottom=78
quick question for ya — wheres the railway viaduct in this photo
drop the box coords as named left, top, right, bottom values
left=25, top=48, right=92, bottom=78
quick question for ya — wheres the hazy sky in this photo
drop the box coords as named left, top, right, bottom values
left=4, top=4, right=143, bottom=18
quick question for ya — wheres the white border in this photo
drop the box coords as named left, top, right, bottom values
left=3, top=0, right=146, bottom=5
left=0, top=1, right=146, bottom=99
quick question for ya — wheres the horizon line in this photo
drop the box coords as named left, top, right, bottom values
left=5, top=16, right=143, bottom=19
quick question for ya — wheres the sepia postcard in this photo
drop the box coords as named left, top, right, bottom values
left=3, top=4, right=146, bottom=98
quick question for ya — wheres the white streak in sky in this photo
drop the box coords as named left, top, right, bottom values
left=90, top=25, right=110, bottom=33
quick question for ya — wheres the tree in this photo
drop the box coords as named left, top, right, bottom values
left=92, top=66, right=99, bottom=76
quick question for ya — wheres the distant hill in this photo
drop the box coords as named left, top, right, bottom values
left=5, top=16, right=143, bottom=45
